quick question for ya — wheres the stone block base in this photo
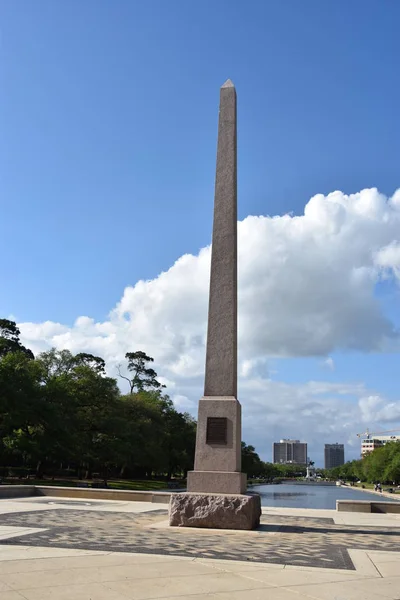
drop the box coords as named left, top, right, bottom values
left=187, top=470, right=246, bottom=494
left=169, top=492, right=261, bottom=530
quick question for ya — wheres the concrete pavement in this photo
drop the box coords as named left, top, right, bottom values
left=0, top=496, right=398, bottom=599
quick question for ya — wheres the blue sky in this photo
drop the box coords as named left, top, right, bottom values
left=2, top=1, right=400, bottom=464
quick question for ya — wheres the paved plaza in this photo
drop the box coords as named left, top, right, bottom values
left=0, top=497, right=399, bottom=599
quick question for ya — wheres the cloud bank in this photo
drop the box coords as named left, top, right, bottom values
left=18, top=188, right=400, bottom=462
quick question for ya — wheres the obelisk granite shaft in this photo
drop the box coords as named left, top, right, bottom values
left=204, top=80, right=237, bottom=398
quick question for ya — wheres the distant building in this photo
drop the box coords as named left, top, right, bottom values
left=361, top=435, right=400, bottom=457
left=324, top=444, right=345, bottom=469
left=273, top=439, right=307, bottom=465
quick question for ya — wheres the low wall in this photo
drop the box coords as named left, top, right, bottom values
left=0, top=485, right=171, bottom=504
left=337, top=500, right=400, bottom=513
left=0, top=485, right=36, bottom=499
left=35, top=486, right=171, bottom=504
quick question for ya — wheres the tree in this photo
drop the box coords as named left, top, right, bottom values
left=260, top=462, right=280, bottom=480
left=75, top=353, right=106, bottom=375
left=241, top=442, right=263, bottom=476
left=39, top=349, right=107, bottom=380
left=384, top=445, right=400, bottom=483
left=0, top=351, right=48, bottom=472
left=38, top=348, right=76, bottom=381
left=0, top=338, right=223, bottom=485
left=39, top=353, right=121, bottom=478
left=324, top=460, right=361, bottom=482
left=117, top=391, right=168, bottom=477
left=0, top=319, right=34, bottom=360
left=68, top=365, right=122, bottom=481
left=162, top=404, right=196, bottom=479
left=118, top=351, right=165, bottom=394
left=8, top=348, right=122, bottom=478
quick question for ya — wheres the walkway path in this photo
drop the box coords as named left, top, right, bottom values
left=0, top=497, right=399, bottom=599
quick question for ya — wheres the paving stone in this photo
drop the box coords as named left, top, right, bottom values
left=0, top=509, right=399, bottom=571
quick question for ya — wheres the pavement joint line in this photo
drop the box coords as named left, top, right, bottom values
left=203, top=566, right=371, bottom=587
left=366, top=551, right=384, bottom=578
left=0, top=556, right=198, bottom=572
left=347, top=549, right=384, bottom=579
left=14, top=592, right=29, bottom=600
left=5, top=570, right=231, bottom=589
left=101, top=581, right=276, bottom=598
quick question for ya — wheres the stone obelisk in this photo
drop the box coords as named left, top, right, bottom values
left=169, top=80, right=261, bottom=530
left=187, top=79, right=244, bottom=496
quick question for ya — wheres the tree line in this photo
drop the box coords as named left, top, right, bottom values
left=0, top=319, right=268, bottom=484
left=241, top=445, right=311, bottom=480
left=6, top=317, right=397, bottom=486
left=0, top=319, right=197, bottom=482
left=325, top=442, right=400, bottom=485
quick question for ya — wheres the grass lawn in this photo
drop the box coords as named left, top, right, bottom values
left=353, top=482, right=375, bottom=490
left=353, top=482, right=400, bottom=494
left=107, top=480, right=168, bottom=491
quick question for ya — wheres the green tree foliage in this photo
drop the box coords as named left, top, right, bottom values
left=241, top=442, right=263, bottom=476
left=0, top=352, right=45, bottom=449
left=238, top=451, right=308, bottom=480
left=274, top=462, right=307, bottom=478
left=75, top=353, right=106, bottom=375
left=325, top=443, right=400, bottom=485
left=118, top=351, right=165, bottom=394
left=0, top=321, right=196, bottom=481
left=1, top=321, right=274, bottom=485
left=161, top=400, right=197, bottom=479
left=0, top=319, right=34, bottom=360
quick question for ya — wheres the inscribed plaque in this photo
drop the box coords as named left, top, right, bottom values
left=206, top=417, right=228, bottom=445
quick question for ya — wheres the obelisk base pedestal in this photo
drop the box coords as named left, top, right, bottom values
left=190, top=396, right=243, bottom=481
left=169, top=492, right=261, bottom=530
left=187, top=470, right=246, bottom=494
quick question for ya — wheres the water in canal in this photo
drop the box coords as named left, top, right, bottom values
left=254, top=483, right=400, bottom=509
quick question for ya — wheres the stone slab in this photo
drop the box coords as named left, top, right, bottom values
left=337, top=501, right=372, bottom=513
left=337, top=500, right=400, bottom=513
left=372, top=501, right=400, bottom=513
left=169, top=492, right=261, bottom=530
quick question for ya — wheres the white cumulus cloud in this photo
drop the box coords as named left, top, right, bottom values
left=17, top=187, right=400, bottom=463
left=359, top=395, right=400, bottom=424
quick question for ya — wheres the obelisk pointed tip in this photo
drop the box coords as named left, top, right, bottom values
left=221, top=79, right=235, bottom=88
